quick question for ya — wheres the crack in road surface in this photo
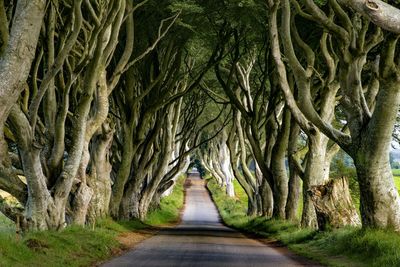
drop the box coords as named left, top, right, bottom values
left=102, top=173, right=319, bottom=267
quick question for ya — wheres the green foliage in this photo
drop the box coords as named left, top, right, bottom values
left=169, top=0, right=204, bottom=15
left=144, top=175, right=186, bottom=225
left=313, top=0, right=328, bottom=6
left=168, top=0, right=204, bottom=31
left=392, top=162, right=400, bottom=169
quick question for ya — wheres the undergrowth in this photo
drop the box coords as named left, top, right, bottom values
left=0, top=175, right=186, bottom=267
left=0, top=218, right=146, bottom=267
left=145, top=174, right=185, bottom=225
left=207, top=177, right=400, bottom=267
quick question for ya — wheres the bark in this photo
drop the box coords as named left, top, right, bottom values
left=0, top=0, right=8, bottom=55
left=117, top=135, right=152, bottom=219
left=271, top=108, right=290, bottom=219
left=309, top=177, right=361, bottom=230
left=337, top=0, right=400, bottom=34
left=0, top=0, right=46, bottom=167
left=54, top=1, right=124, bottom=228
left=109, top=122, right=135, bottom=218
left=202, top=156, right=224, bottom=186
left=227, top=121, right=258, bottom=216
left=71, top=69, right=108, bottom=225
left=301, top=133, right=331, bottom=228
left=211, top=149, right=227, bottom=187
left=219, top=131, right=235, bottom=197
left=338, top=36, right=400, bottom=230
left=137, top=105, right=179, bottom=220
left=260, top=174, right=273, bottom=218
left=161, top=141, right=190, bottom=198
left=70, top=182, right=93, bottom=225
left=118, top=113, right=164, bottom=219
left=8, top=106, right=54, bottom=230
left=285, top=120, right=301, bottom=221
left=353, top=71, right=400, bottom=230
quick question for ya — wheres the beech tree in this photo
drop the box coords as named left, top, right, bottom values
left=268, top=0, right=400, bottom=229
left=2, top=0, right=400, bottom=234
left=0, top=0, right=190, bottom=230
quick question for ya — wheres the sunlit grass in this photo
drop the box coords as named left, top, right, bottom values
left=207, top=178, right=249, bottom=227
left=145, top=175, right=186, bottom=225
left=393, top=169, right=400, bottom=192
left=0, top=218, right=146, bottom=267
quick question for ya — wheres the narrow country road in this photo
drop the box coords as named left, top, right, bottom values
left=102, top=173, right=318, bottom=267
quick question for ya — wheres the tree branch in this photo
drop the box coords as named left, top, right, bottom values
left=338, top=0, right=400, bottom=34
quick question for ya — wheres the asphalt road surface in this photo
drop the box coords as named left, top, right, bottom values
left=102, top=173, right=316, bottom=267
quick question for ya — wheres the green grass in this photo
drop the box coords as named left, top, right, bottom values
left=393, top=169, right=400, bottom=192
left=145, top=175, right=186, bottom=225
left=207, top=177, right=400, bottom=267
left=0, top=213, right=14, bottom=233
left=206, top=177, right=250, bottom=227
left=0, top=175, right=186, bottom=267
left=0, top=218, right=148, bottom=267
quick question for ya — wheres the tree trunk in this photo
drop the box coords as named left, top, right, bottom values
left=137, top=107, right=178, bottom=220
left=309, top=177, right=361, bottom=230
left=301, top=133, right=330, bottom=228
left=258, top=163, right=273, bottom=218
left=271, top=109, right=290, bottom=219
left=285, top=121, right=301, bottom=221
left=356, top=159, right=400, bottom=230
left=219, top=135, right=235, bottom=197
left=0, top=0, right=46, bottom=124
left=70, top=182, right=93, bottom=225
left=109, top=124, right=135, bottom=218
left=0, top=0, right=46, bottom=168
left=119, top=182, right=141, bottom=219
left=162, top=143, right=190, bottom=197
left=69, top=140, right=93, bottom=225
left=87, top=126, right=114, bottom=223
left=354, top=77, right=400, bottom=229
left=349, top=46, right=400, bottom=230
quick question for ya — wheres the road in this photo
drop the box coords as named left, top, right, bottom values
left=102, top=173, right=317, bottom=267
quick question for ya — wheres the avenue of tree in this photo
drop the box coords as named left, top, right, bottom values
left=1, top=0, right=400, bottom=232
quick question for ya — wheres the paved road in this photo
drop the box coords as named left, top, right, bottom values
left=102, top=173, right=315, bottom=267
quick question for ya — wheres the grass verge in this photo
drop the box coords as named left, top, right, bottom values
left=207, top=177, right=400, bottom=267
left=0, top=175, right=186, bottom=267
left=145, top=174, right=186, bottom=225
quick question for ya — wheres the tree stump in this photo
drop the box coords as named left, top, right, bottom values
left=308, top=177, right=361, bottom=230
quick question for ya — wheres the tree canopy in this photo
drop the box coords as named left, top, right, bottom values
left=0, top=0, right=400, bottom=232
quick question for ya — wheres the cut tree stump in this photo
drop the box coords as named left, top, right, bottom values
left=308, top=177, right=361, bottom=230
